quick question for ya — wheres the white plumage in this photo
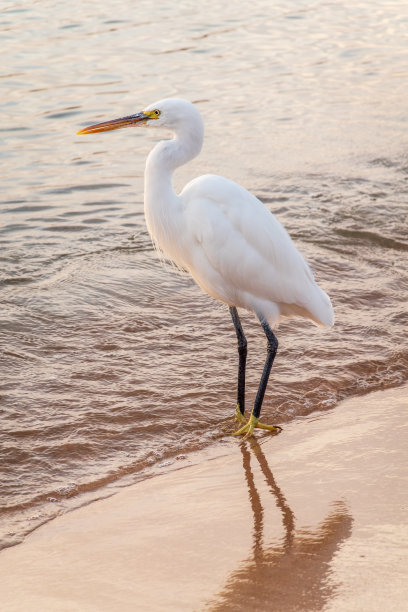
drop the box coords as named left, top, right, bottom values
left=142, top=98, right=333, bottom=328
left=78, top=97, right=334, bottom=436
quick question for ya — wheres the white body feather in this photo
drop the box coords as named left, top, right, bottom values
left=143, top=99, right=333, bottom=328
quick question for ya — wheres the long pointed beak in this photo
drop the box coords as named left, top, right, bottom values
left=77, top=112, right=149, bottom=135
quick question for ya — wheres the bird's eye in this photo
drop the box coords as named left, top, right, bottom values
left=154, top=109, right=161, bottom=117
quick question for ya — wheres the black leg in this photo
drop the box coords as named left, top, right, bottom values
left=232, top=312, right=281, bottom=437
left=252, top=316, right=278, bottom=419
left=229, top=306, right=247, bottom=417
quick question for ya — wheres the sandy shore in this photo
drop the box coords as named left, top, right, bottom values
left=1, top=385, right=407, bottom=611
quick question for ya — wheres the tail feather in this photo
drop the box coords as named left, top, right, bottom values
left=307, top=285, right=334, bottom=327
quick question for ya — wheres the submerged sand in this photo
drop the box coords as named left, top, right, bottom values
left=1, top=385, right=407, bottom=611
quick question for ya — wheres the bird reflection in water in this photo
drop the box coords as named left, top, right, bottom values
left=209, top=440, right=353, bottom=611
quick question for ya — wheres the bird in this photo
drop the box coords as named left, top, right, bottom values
left=77, top=98, right=334, bottom=437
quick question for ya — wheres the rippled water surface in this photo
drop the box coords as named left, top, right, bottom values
left=1, top=0, right=408, bottom=548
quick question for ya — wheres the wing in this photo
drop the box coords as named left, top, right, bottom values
left=180, top=174, right=332, bottom=324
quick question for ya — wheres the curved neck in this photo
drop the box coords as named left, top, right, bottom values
left=143, top=120, right=204, bottom=262
left=145, top=119, right=204, bottom=192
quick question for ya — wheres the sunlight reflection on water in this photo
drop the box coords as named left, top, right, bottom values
left=1, top=0, right=408, bottom=548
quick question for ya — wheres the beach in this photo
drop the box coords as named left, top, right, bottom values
left=2, top=0, right=408, bottom=550
left=2, top=2, right=408, bottom=610
left=1, top=384, right=407, bottom=611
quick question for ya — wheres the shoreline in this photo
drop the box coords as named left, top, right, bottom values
left=1, top=384, right=407, bottom=611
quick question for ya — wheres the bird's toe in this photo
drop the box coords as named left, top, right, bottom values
left=232, top=414, right=282, bottom=437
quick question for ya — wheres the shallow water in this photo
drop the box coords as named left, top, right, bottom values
left=1, top=0, right=407, bottom=548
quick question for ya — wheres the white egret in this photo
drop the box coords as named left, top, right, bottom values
left=78, top=98, right=334, bottom=437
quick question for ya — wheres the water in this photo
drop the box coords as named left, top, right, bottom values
left=1, top=0, right=407, bottom=549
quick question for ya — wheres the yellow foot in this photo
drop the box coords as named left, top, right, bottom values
left=233, top=414, right=282, bottom=438
left=235, top=404, right=246, bottom=425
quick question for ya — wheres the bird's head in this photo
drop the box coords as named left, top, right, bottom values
left=77, top=98, right=202, bottom=136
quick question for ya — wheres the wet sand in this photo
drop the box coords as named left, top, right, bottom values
left=1, top=385, right=407, bottom=612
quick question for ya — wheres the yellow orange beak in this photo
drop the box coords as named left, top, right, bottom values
left=77, top=112, right=150, bottom=135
